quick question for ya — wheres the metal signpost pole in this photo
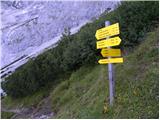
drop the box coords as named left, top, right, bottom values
left=105, top=21, right=115, bottom=106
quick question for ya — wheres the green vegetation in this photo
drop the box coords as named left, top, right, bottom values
left=112, top=1, right=159, bottom=47
left=1, top=28, right=159, bottom=118
left=1, top=87, right=49, bottom=110
left=50, top=29, right=158, bottom=118
left=2, top=1, right=159, bottom=101
left=1, top=111, right=15, bottom=119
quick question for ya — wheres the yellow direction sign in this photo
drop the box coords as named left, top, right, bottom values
left=95, top=23, right=119, bottom=40
left=96, top=36, right=121, bottom=49
left=98, top=58, right=123, bottom=64
left=101, top=48, right=121, bottom=57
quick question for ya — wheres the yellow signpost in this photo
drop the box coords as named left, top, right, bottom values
left=95, top=23, right=120, bottom=40
left=95, top=21, right=123, bottom=106
left=96, top=36, right=121, bottom=49
left=101, top=48, right=121, bottom=57
left=98, top=58, right=123, bottom=64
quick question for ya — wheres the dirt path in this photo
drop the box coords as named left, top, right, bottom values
left=2, top=96, right=54, bottom=119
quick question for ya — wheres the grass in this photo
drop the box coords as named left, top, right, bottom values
left=1, top=111, right=15, bottom=119
left=1, top=87, right=50, bottom=110
left=50, top=29, right=159, bottom=118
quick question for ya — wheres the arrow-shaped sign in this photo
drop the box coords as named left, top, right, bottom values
left=98, top=58, right=123, bottom=64
left=95, top=23, right=119, bottom=40
left=96, top=36, right=121, bottom=49
left=101, top=48, right=121, bottom=57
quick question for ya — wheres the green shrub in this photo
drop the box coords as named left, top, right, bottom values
left=111, top=1, right=159, bottom=47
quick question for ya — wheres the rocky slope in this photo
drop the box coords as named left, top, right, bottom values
left=1, top=1, right=119, bottom=78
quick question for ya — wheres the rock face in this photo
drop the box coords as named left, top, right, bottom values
left=1, top=1, right=119, bottom=72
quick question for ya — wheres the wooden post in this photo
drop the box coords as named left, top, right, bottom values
left=105, top=21, right=115, bottom=106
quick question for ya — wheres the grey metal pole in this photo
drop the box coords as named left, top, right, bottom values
left=105, top=21, right=115, bottom=106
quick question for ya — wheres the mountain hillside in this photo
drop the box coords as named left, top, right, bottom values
left=1, top=1, right=118, bottom=77
left=2, top=28, right=158, bottom=119
left=49, top=28, right=159, bottom=118
left=1, top=1, right=159, bottom=119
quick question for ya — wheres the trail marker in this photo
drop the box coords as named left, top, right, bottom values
left=96, top=36, right=121, bottom=49
left=95, top=21, right=123, bottom=106
left=95, top=23, right=119, bottom=40
left=101, top=48, right=121, bottom=57
left=98, top=58, right=123, bottom=64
